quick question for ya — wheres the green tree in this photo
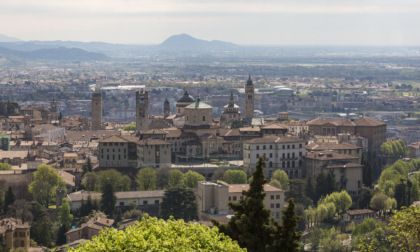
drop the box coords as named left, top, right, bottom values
left=388, top=206, right=420, bottom=252
left=68, top=216, right=244, bottom=251
left=97, top=169, right=131, bottom=191
left=28, top=164, right=66, bottom=207
left=123, top=209, right=143, bottom=220
left=370, top=191, right=395, bottom=217
left=82, top=157, right=93, bottom=175
left=31, top=215, right=53, bottom=247
left=222, top=169, right=247, bottom=184
left=183, top=170, right=205, bottom=188
left=305, top=177, right=316, bottom=204
left=136, top=167, right=157, bottom=191
left=122, top=124, right=136, bottom=131
left=155, top=167, right=170, bottom=189
left=353, top=218, right=393, bottom=251
left=270, top=170, right=289, bottom=189
left=58, top=198, right=74, bottom=228
left=213, top=156, right=301, bottom=252
left=4, top=186, right=15, bottom=213
left=167, top=169, right=184, bottom=188
left=81, top=172, right=98, bottom=191
left=100, top=183, right=116, bottom=217
left=160, top=187, right=198, bottom=221
left=56, top=224, right=68, bottom=246
left=0, top=163, right=12, bottom=170
left=315, top=171, right=337, bottom=202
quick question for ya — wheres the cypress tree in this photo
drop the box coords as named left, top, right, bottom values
left=101, top=183, right=116, bottom=217
left=4, top=186, right=15, bottom=213
left=213, top=156, right=301, bottom=252
left=160, top=187, right=198, bottom=221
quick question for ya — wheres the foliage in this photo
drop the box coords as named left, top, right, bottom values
left=222, top=169, right=247, bottom=184
left=388, top=206, right=420, bottom=252
left=122, top=124, right=136, bottom=131
left=213, top=156, right=301, bottom=252
left=319, top=190, right=352, bottom=217
left=0, top=163, right=12, bottom=170
left=79, top=195, right=99, bottom=218
left=97, top=169, right=131, bottom=191
left=69, top=216, right=245, bottom=251
left=28, top=164, right=66, bottom=207
left=136, top=167, right=157, bottom=191
left=270, top=170, right=289, bottom=189
left=380, top=139, right=407, bottom=161
left=353, top=218, right=393, bottom=251
left=58, top=198, right=74, bottom=228
left=167, top=169, right=184, bottom=188
left=82, top=157, right=93, bottom=175
left=4, top=186, right=15, bottom=213
left=160, top=187, right=198, bottom=221
left=123, top=209, right=143, bottom=220
left=314, top=171, right=336, bottom=203
left=31, top=215, right=53, bottom=248
left=358, top=187, right=373, bottom=209
left=155, top=167, right=170, bottom=189
left=82, top=172, right=98, bottom=191
left=183, top=170, right=205, bottom=188
left=211, top=168, right=226, bottom=181
left=100, top=183, right=116, bottom=217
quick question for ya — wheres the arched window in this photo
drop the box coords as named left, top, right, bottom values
left=282, top=161, right=285, bottom=168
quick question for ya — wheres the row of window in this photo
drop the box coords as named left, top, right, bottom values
left=103, top=143, right=125, bottom=146
left=255, top=152, right=302, bottom=159
left=256, top=144, right=303, bottom=150
left=119, top=200, right=159, bottom=206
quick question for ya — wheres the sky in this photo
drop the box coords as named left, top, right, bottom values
left=0, top=0, right=420, bottom=46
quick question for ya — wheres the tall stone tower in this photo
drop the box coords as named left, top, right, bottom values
left=164, top=98, right=170, bottom=118
left=91, top=93, right=102, bottom=131
left=245, top=75, right=254, bottom=120
left=50, top=98, right=58, bottom=122
left=136, top=90, right=149, bottom=133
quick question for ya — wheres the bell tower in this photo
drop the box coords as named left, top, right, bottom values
left=91, top=93, right=102, bottom=130
left=50, top=98, right=58, bottom=122
left=136, top=90, right=149, bottom=133
left=164, top=98, right=170, bottom=118
left=245, top=75, right=254, bottom=120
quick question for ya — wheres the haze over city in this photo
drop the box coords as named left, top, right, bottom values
left=1, top=0, right=420, bottom=45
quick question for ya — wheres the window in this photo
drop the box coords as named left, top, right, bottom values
left=276, top=195, right=280, bottom=199
left=155, top=200, right=159, bottom=204
left=257, top=145, right=259, bottom=150
left=270, top=153, right=273, bottom=158
left=270, top=145, right=273, bottom=149
left=292, top=145, right=295, bottom=149
left=271, top=195, right=274, bottom=199
left=282, top=145, right=285, bottom=149
left=276, top=204, right=280, bottom=208
left=299, top=144, right=302, bottom=148
left=229, top=196, right=231, bottom=201
left=118, top=155, right=121, bottom=160
left=119, top=202, right=124, bottom=206
left=263, top=145, right=266, bottom=150
left=287, top=145, right=290, bottom=149
left=143, top=200, right=148, bottom=205
left=256, top=154, right=259, bottom=158
left=202, top=116, right=205, bottom=121
left=282, top=153, right=285, bottom=159
left=233, top=196, right=237, bottom=201
left=299, top=152, right=302, bottom=157
left=270, top=203, right=274, bottom=208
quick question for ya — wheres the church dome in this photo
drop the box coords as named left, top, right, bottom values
left=177, top=90, right=196, bottom=103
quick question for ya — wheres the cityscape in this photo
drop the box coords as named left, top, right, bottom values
left=0, top=1, right=420, bottom=251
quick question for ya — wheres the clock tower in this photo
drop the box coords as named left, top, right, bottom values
left=245, top=75, right=254, bottom=120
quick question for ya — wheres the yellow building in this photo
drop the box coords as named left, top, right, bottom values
left=0, top=219, right=30, bottom=250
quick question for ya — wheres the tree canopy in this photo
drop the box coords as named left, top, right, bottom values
left=136, top=167, right=157, bottom=191
left=122, top=124, right=136, bottom=131
left=69, top=216, right=244, bottom=252
left=222, top=169, right=247, bottom=184
left=28, top=164, right=66, bottom=207
left=270, top=170, right=289, bottom=189
left=0, top=163, right=12, bottom=170
left=160, top=187, right=198, bottom=221
left=183, top=170, right=205, bottom=188
left=167, top=169, right=184, bottom=188
left=97, top=169, right=131, bottom=192
left=388, top=206, right=420, bottom=252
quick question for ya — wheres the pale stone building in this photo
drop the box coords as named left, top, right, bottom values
left=220, top=92, right=241, bottom=126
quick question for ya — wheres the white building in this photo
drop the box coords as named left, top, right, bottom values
left=243, top=135, right=306, bottom=179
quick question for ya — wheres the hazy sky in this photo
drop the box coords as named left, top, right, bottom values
left=1, top=0, right=419, bottom=45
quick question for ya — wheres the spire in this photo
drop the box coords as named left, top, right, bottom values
left=246, top=74, right=253, bottom=86
left=185, top=85, right=188, bottom=92
left=230, top=91, right=234, bottom=101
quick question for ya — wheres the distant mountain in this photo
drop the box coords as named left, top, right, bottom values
left=0, top=34, right=22, bottom=42
left=159, top=34, right=237, bottom=51
left=0, top=46, right=108, bottom=61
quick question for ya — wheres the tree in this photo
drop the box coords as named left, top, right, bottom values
left=213, top=156, right=301, bottom=252
left=82, top=157, right=93, bottom=175
left=122, top=124, right=136, bottom=131
left=183, top=170, right=205, bottom=188
left=68, top=216, right=244, bottom=251
left=388, top=206, right=420, bottom=252
left=97, top=169, right=131, bottom=191
left=136, top=167, right=157, bottom=191
left=4, top=186, right=15, bottom=213
left=123, top=209, right=143, bottom=220
left=28, top=164, right=66, bottom=207
left=271, top=170, right=289, bottom=189
left=7, top=200, right=33, bottom=223
left=353, top=218, right=392, bottom=251
left=31, top=215, right=53, bottom=248
left=278, top=198, right=301, bottom=251
left=56, top=224, right=68, bottom=246
left=58, top=198, right=74, bottom=228
left=100, top=183, right=116, bottom=217
left=0, top=163, right=12, bottom=170
left=155, top=167, right=170, bottom=189
left=305, top=177, right=316, bottom=204
left=370, top=191, right=395, bottom=217
left=211, top=168, right=225, bottom=181
left=160, top=187, right=198, bottom=221
left=315, top=171, right=337, bottom=203
left=319, top=190, right=352, bottom=217
left=81, top=172, right=98, bottom=191
left=222, top=169, right=247, bottom=184
left=167, top=169, right=184, bottom=188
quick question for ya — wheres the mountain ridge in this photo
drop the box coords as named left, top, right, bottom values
left=0, top=34, right=22, bottom=42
